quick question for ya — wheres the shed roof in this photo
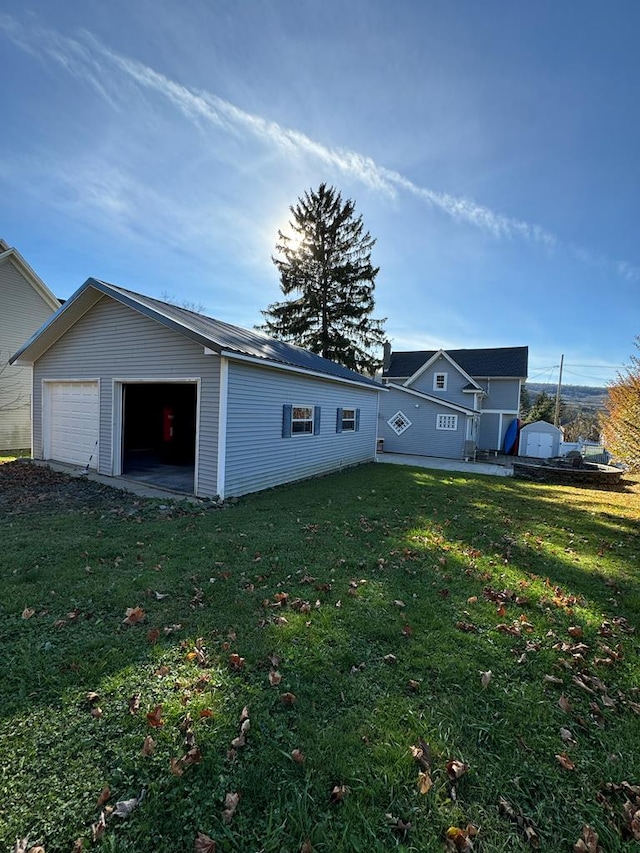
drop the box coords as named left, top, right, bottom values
left=385, top=346, right=528, bottom=379
left=11, top=278, right=382, bottom=390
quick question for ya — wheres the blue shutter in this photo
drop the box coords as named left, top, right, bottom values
left=355, top=409, right=361, bottom=431
left=314, top=406, right=321, bottom=435
left=336, top=407, right=343, bottom=433
left=282, top=405, right=292, bottom=438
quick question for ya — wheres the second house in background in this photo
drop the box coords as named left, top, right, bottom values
left=378, top=344, right=528, bottom=460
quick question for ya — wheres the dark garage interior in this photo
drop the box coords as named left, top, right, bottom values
left=122, top=382, right=196, bottom=492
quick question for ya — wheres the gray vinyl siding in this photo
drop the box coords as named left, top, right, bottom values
left=31, top=296, right=221, bottom=497
left=477, top=378, right=521, bottom=410
left=0, top=261, right=58, bottom=449
left=378, top=387, right=466, bottom=459
left=478, top=412, right=502, bottom=451
left=409, top=356, right=470, bottom=407
left=223, top=361, right=378, bottom=497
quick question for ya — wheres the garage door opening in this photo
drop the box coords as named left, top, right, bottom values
left=122, top=383, right=196, bottom=493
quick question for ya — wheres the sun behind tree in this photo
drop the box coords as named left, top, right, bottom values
left=259, top=183, right=386, bottom=375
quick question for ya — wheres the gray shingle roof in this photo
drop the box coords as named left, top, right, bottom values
left=385, top=346, right=528, bottom=379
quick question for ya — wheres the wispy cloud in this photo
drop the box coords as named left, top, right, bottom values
left=2, top=13, right=639, bottom=282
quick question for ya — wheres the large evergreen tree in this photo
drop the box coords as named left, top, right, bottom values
left=602, top=337, right=640, bottom=470
left=259, top=183, right=386, bottom=374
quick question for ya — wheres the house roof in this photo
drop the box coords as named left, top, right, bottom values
left=0, top=240, right=61, bottom=312
left=11, top=278, right=382, bottom=391
left=384, top=346, right=528, bottom=379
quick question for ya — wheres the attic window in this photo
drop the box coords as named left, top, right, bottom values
left=434, top=372, right=448, bottom=391
left=388, top=411, right=412, bottom=436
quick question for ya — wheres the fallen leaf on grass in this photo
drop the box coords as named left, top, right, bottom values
left=418, top=771, right=433, bottom=794
left=170, top=757, right=184, bottom=777
left=71, top=839, right=84, bottom=852
left=401, top=624, right=413, bottom=637
left=556, top=752, right=576, bottom=771
left=92, top=813, right=106, bottom=843
left=558, top=695, right=572, bottom=713
left=446, top=759, right=469, bottom=780
left=113, top=791, right=144, bottom=819
left=544, top=675, right=563, bottom=685
left=386, top=813, right=412, bottom=833
left=480, top=670, right=492, bottom=688
left=128, top=694, right=141, bottom=715
left=96, top=786, right=110, bottom=807
left=446, top=824, right=478, bottom=851
left=229, top=653, right=245, bottom=671
left=407, top=679, right=420, bottom=691
left=122, top=607, right=145, bottom=626
left=383, top=654, right=397, bottom=664
left=280, top=692, right=297, bottom=705
left=291, top=749, right=305, bottom=764
left=147, top=628, right=160, bottom=644
left=146, top=705, right=164, bottom=728
left=268, top=670, right=282, bottom=686
left=194, top=832, right=217, bottom=853
left=498, top=796, right=539, bottom=848
left=300, top=841, right=313, bottom=853
left=21, top=607, right=35, bottom=619
left=560, top=727, right=577, bottom=745
left=199, top=709, right=213, bottom=719
left=141, top=735, right=155, bottom=756
left=574, top=824, right=603, bottom=852
left=568, top=626, right=584, bottom=638
left=90, top=707, right=103, bottom=719
left=221, top=791, right=239, bottom=824
left=455, top=621, right=478, bottom=633
left=330, top=784, right=349, bottom=804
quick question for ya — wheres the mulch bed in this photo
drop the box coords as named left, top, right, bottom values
left=0, top=460, right=132, bottom=514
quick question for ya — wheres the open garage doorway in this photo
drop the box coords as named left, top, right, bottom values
left=121, top=382, right=197, bottom=493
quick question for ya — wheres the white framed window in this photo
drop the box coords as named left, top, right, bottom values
left=337, top=407, right=359, bottom=432
left=282, top=404, right=320, bottom=437
left=433, top=372, right=448, bottom=391
left=388, top=411, right=412, bottom=435
left=292, top=406, right=314, bottom=434
left=436, top=414, right=458, bottom=430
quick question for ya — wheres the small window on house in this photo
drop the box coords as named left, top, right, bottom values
left=336, top=407, right=360, bottom=432
left=292, top=406, right=314, bottom=434
left=436, top=414, right=458, bottom=430
left=434, top=372, right=448, bottom=391
left=388, top=411, right=412, bottom=435
left=282, top=405, right=320, bottom=437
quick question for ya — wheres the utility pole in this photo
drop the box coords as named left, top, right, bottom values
left=554, top=354, right=564, bottom=428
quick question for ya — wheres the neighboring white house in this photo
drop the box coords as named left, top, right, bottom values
left=11, top=278, right=382, bottom=498
left=0, top=240, right=60, bottom=451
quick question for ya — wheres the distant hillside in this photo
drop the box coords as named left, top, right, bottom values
left=525, top=383, right=608, bottom=413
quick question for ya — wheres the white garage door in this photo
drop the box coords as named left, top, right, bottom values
left=46, top=382, right=99, bottom=468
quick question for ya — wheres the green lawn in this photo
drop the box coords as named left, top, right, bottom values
left=0, top=460, right=639, bottom=853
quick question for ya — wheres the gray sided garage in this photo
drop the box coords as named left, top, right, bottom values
left=11, top=278, right=381, bottom=499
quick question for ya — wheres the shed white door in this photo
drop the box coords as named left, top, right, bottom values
left=46, top=381, right=99, bottom=468
left=524, top=431, right=553, bottom=459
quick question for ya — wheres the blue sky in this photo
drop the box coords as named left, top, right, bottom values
left=1, top=1, right=638, bottom=387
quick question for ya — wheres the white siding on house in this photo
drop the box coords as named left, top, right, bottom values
left=0, top=260, right=58, bottom=450
left=223, top=361, right=378, bottom=497
left=31, top=297, right=221, bottom=498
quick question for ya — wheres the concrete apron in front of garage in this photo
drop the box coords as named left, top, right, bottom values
left=29, top=459, right=203, bottom=502
left=376, top=452, right=513, bottom=477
